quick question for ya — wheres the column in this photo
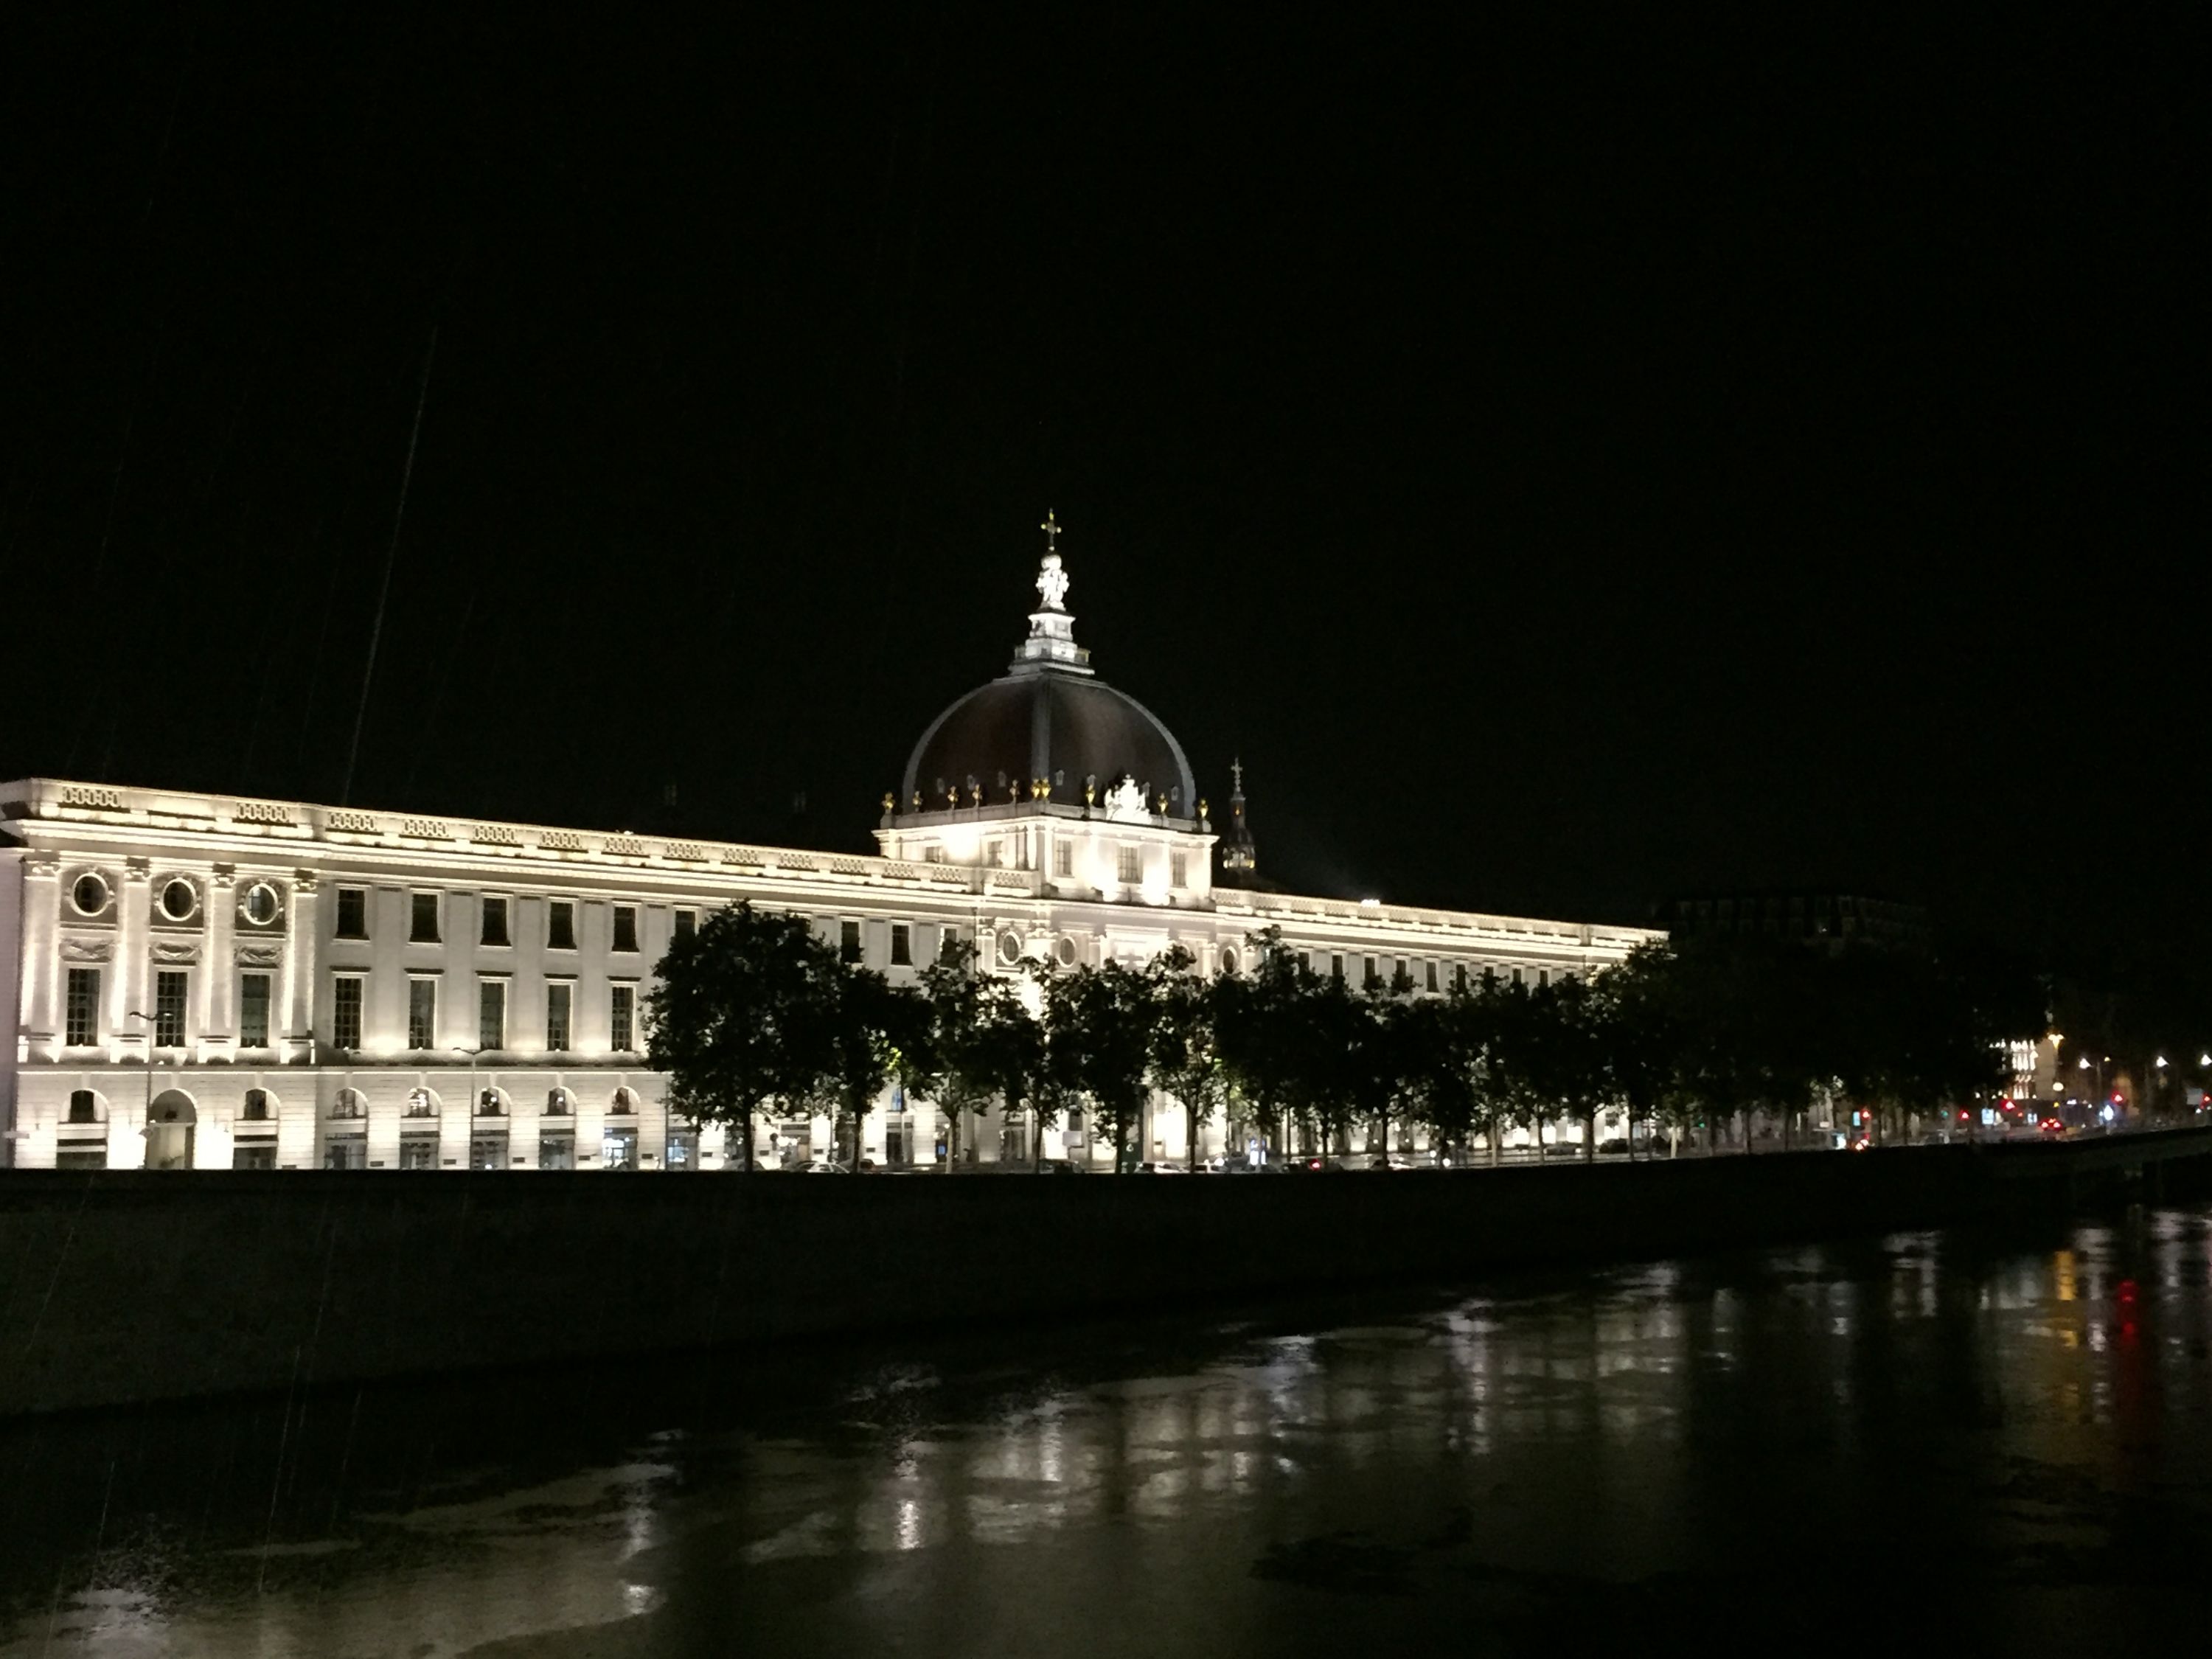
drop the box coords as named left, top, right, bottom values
left=20, top=852, right=62, bottom=1055
left=203, top=866, right=237, bottom=1061
left=283, top=872, right=320, bottom=1062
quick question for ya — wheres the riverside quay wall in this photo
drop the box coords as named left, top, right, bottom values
left=6, top=1134, right=2210, bottom=1416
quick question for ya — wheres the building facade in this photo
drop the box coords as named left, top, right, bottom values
left=2, top=540, right=1663, bottom=1172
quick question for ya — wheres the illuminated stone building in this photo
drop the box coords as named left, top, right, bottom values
left=1, top=527, right=1661, bottom=1172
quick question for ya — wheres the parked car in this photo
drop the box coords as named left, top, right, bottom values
left=1041, top=1160, right=1085, bottom=1173
left=1134, top=1161, right=1191, bottom=1175
left=1597, top=1138, right=1632, bottom=1155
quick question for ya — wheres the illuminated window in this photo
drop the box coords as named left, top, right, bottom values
left=407, top=978, right=437, bottom=1048
left=1170, top=852, right=1188, bottom=889
left=891, top=923, right=912, bottom=966
left=1054, top=841, right=1072, bottom=877
left=332, top=976, right=364, bottom=1049
left=546, top=981, right=572, bottom=1050
left=612, top=905, right=639, bottom=953
left=1117, top=846, right=1141, bottom=883
left=547, top=900, right=577, bottom=951
left=479, top=978, right=507, bottom=1050
left=154, top=970, right=188, bottom=1047
left=335, top=887, right=368, bottom=939
left=481, top=895, right=511, bottom=946
left=610, top=984, right=635, bottom=1051
left=239, top=972, right=271, bottom=1047
left=64, top=968, right=99, bottom=1046
left=410, top=892, right=440, bottom=943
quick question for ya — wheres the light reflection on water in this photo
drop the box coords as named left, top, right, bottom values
left=7, top=1206, right=2212, bottom=1657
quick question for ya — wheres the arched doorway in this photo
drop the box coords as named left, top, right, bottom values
left=146, top=1089, right=198, bottom=1170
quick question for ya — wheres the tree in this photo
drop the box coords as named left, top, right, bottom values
left=920, top=942, right=998, bottom=1166
left=1214, top=928, right=1321, bottom=1159
left=822, top=966, right=934, bottom=1166
left=1370, top=992, right=1444, bottom=1162
left=644, top=901, right=841, bottom=1172
left=1044, top=959, right=1160, bottom=1172
left=1584, top=943, right=1675, bottom=1158
left=1148, top=947, right=1233, bottom=1169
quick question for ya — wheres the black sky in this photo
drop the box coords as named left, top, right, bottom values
left=1, top=10, right=2199, bottom=976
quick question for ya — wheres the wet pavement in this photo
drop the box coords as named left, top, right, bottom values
left=4, top=1204, right=2211, bottom=1657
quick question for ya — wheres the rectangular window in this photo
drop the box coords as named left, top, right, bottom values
left=239, top=972, right=271, bottom=1047
left=610, top=984, right=635, bottom=1052
left=481, top=895, right=511, bottom=947
left=398, top=1139, right=437, bottom=1170
left=410, top=891, right=440, bottom=943
left=335, top=887, right=368, bottom=939
left=925, top=845, right=947, bottom=864
left=333, top=975, right=364, bottom=1049
left=1512, top=967, right=1525, bottom=987
left=1363, top=956, right=1380, bottom=989
left=1425, top=961, right=1439, bottom=993
left=233, top=1144, right=277, bottom=1170
left=1330, top=954, right=1345, bottom=982
left=673, top=908, right=698, bottom=941
left=65, top=967, right=99, bottom=1046
left=479, top=978, right=507, bottom=1050
left=612, top=905, right=639, bottom=953
left=891, top=923, right=912, bottom=966
left=1170, top=851, right=1188, bottom=889
left=1117, top=845, right=1142, bottom=883
left=153, top=969, right=188, bottom=1047
left=547, top=900, right=577, bottom=950
left=1054, top=841, right=1073, bottom=877
left=1538, top=968, right=1550, bottom=987
left=407, top=978, right=437, bottom=1048
left=840, top=919, right=862, bottom=963
left=546, top=981, right=572, bottom=1051
left=538, top=1136, right=575, bottom=1171
left=1455, top=963, right=1469, bottom=992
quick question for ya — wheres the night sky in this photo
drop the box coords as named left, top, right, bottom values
left=3, top=13, right=2197, bottom=981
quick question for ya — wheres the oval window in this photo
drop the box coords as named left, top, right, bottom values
left=70, top=872, right=110, bottom=917
left=998, top=931, right=1023, bottom=965
left=159, top=879, right=197, bottom=921
left=1054, top=936, right=1078, bottom=967
left=240, top=882, right=280, bottom=926
left=1220, top=946, right=1239, bottom=974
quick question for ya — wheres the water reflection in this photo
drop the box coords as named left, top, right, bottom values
left=7, top=1207, right=2212, bottom=1656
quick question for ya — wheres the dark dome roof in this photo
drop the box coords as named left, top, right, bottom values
left=903, top=669, right=1196, bottom=814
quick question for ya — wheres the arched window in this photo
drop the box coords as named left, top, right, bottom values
left=476, top=1088, right=506, bottom=1117
left=545, top=1088, right=574, bottom=1116
left=610, top=1087, right=637, bottom=1116
left=66, top=1089, right=101, bottom=1124
left=243, top=1088, right=271, bottom=1121
left=405, top=1086, right=439, bottom=1119
left=330, top=1088, right=367, bottom=1120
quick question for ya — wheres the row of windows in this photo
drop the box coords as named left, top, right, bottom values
left=61, top=966, right=639, bottom=1056
left=66, top=872, right=284, bottom=927
left=1301, top=953, right=1567, bottom=992
left=332, top=891, right=687, bottom=951
left=333, top=975, right=637, bottom=1055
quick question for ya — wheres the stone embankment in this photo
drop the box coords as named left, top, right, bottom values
left=4, top=1131, right=2208, bottom=1416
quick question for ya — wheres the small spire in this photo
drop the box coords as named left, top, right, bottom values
left=1012, top=511, right=1091, bottom=672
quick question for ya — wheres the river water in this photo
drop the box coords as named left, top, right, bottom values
left=5, top=1204, right=2211, bottom=1657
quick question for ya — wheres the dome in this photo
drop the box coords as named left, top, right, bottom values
left=903, top=670, right=1196, bottom=815
left=899, top=521, right=1197, bottom=817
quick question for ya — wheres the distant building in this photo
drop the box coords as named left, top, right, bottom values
left=1659, top=890, right=1930, bottom=951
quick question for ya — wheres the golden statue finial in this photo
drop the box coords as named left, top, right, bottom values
left=881, top=791, right=895, bottom=815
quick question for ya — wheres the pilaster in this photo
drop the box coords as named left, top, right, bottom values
left=283, top=872, right=319, bottom=1062
left=114, top=859, right=151, bottom=1060
left=20, top=852, right=61, bottom=1054
left=202, top=866, right=237, bottom=1061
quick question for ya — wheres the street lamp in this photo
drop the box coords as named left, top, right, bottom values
left=453, top=1046, right=481, bottom=1169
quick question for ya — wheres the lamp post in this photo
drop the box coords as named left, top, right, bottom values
left=453, top=1046, right=480, bottom=1170
left=126, top=1009, right=157, bottom=1153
